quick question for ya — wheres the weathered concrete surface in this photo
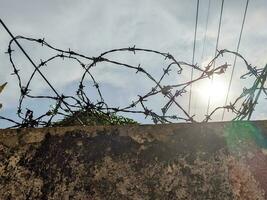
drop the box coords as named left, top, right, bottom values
left=1, top=121, right=267, bottom=199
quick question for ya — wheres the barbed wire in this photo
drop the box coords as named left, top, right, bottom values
left=0, top=35, right=266, bottom=128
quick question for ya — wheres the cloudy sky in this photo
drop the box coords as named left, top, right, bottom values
left=0, top=0, right=267, bottom=127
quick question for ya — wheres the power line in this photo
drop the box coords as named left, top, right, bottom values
left=200, top=0, right=211, bottom=64
left=222, top=0, right=250, bottom=120
left=188, top=0, right=200, bottom=115
left=206, top=0, right=225, bottom=115
left=194, top=0, right=211, bottom=115
left=0, top=19, right=84, bottom=126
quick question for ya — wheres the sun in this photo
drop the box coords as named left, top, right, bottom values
left=196, top=79, right=227, bottom=103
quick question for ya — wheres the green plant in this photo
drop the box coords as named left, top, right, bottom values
left=53, top=109, right=138, bottom=126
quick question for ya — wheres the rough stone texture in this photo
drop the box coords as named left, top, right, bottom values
left=1, top=121, right=267, bottom=199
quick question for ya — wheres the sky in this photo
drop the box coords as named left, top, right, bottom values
left=0, top=0, right=267, bottom=128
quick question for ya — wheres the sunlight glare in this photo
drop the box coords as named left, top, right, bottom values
left=196, top=79, right=227, bottom=103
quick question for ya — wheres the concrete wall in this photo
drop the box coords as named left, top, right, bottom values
left=1, top=121, right=267, bottom=199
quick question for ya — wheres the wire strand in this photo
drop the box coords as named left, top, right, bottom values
left=200, top=0, right=211, bottom=64
left=0, top=19, right=84, bottom=126
left=206, top=0, right=225, bottom=115
left=188, top=0, right=200, bottom=115
left=194, top=0, right=211, bottom=115
left=222, top=0, right=250, bottom=120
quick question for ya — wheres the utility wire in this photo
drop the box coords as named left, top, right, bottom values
left=200, top=0, right=211, bottom=64
left=188, top=0, right=200, bottom=115
left=194, top=0, right=211, bottom=115
left=222, top=0, right=250, bottom=120
left=206, top=0, right=224, bottom=115
left=0, top=19, right=84, bottom=126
